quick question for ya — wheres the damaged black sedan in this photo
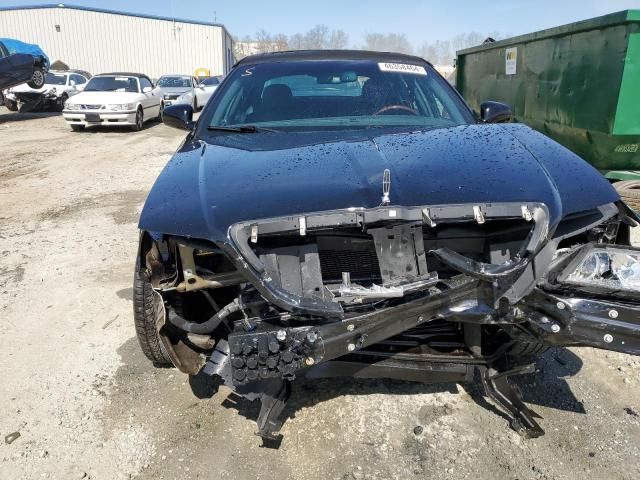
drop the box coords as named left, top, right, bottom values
left=135, top=50, right=640, bottom=440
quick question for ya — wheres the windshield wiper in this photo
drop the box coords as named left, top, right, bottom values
left=207, top=125, right=278, bottom=133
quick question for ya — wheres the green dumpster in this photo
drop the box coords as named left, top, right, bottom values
left=456, top=10, right=640, bottom=184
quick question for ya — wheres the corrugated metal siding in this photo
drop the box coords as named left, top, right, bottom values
left=0, top=7, right=233, bottom=78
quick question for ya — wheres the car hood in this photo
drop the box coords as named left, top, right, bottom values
left=66, top=91, right=140, bottom=104
left=139, top=123, right=619, bottom=242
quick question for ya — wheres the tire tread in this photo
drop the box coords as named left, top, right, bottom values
left=133, top=269, right=172, bottom=366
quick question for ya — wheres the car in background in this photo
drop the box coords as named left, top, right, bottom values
left=62, top=72, right=161, bottom=131
left=174, top=75, right=223, bottom=110
left=0, top=38, right=50, bottom=91
left=154, top=74, right=200, bottom=114
left=3, top=70, right=91, bottom=112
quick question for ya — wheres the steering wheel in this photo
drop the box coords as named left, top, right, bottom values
left=373, top=104, right=419, bottom=116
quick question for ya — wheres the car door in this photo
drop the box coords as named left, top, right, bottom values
left=69, top=74, right=88, bottom=96
left=195, top=77, right=208, bottom=106
left=139, top=77, right=159, bottom=119
left=0, top=41, right=34, bottom=90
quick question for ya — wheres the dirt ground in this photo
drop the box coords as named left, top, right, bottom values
left=0, top=109, right=639, bottom=480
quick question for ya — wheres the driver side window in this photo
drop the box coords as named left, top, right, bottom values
left=0, top=42, right=7, bottom=59
left=71, top=74, right=87, bottom=85
left=139, top=77, right=152, bottom=92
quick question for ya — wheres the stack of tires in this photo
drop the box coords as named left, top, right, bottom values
left=615, top=181, right=640, bottom=212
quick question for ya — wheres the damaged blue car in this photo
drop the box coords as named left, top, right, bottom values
left=134, top=50, right=640, bottom=441
left=0, top=37, right=49, bottom=91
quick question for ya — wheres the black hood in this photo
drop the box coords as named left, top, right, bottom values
left=139, top=123, right=619, bottom=241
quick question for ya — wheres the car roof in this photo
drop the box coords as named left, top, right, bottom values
left=159, top=74, right=193, bottom=77
left=50, top=69, right=92, bottom=77
left=95, top=72, right=153, bottom=84
left=98, top=72, right=149, bottom=78
left=236, top=49, right=431, bottom=67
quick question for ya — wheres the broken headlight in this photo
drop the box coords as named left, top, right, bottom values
left=560, top=245, right=640, bottom=292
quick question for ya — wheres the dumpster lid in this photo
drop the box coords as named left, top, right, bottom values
left=457, top=10, right=640, bottom=55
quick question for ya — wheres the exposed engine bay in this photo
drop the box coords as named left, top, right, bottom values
left=136, top=200, right=640, bottom=441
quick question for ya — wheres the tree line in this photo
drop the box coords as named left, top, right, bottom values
left=234, top=27, right=505, bottom=65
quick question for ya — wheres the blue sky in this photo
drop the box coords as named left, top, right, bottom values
left=3, top=0, right=640, bottom=45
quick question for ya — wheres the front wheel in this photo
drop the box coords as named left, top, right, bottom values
left=615, top=181, right=640, bottom=212
left=70, top=124, right=85, bottom=132
left=4, top=98, right=18, bottom=111
left=56, top=93, right=68, bottom=112
left=131, top=107, right=144, bottom=131
left=508, top=340, right=549, bottom=358
left=27, top=68, right=46, bottom=89
left=133, top=265, right=172, bottom=366
left=157, top=102, right=164, bottom=121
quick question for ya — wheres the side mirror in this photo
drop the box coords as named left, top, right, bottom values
left=76, top=84, right=85, bottom=92
left=163, top=104, right=195, bottom=131
left=198, top=84, right=205, bottom=89
left=143, top=86, right=153, bottom=93
left=70, top=80, right=76, bottom=87
left=480, top=101, right=513, bottom=123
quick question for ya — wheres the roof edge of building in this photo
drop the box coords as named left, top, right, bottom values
left=0, top=3, right=234, bottom=39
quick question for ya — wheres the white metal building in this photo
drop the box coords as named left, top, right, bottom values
left=0, top=4, right=235, bottom=79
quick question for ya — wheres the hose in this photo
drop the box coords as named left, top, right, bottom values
left=167, top=296, right=263, bottom=334
left=168, top=299, right=243, bottom=334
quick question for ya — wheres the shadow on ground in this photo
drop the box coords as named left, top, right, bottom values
left=0, top=110, right=61, bottom=123
left=185, top=344, right=585, bottom=440
left=109, top=335, right=585, bottom=452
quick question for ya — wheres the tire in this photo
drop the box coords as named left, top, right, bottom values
left=131, top=107, right=144, bottom=131
left=70, top=124, right=85, bottom=132
left=615, top=180, right=640, bottom=212
left=133, top=265, right=172, bottom=366
left=193, top=96, right=198, bottom=112
left=27, top=68, right=46, bottom=89
left=4, top=98, right=18, bottom=111
left=157, top=102, right=164, bottom=122
left=508, top=340, right=549, bottom=357
left=56, top=93, right=68, bottom=112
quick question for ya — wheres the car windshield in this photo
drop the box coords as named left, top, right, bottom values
left=201, top=77, right=220, bottom=86
left=158, top=76, right=191, bottom=88
left=206, top=60, right=474, bottom=130
left=84, top=76, right=139, bottom=93
left=45, top=73, right=67, bottom=85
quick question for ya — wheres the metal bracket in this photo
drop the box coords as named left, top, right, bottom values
left=478, top=364, right=544, bottom=439
left=256, top=379, right=291, bottom=441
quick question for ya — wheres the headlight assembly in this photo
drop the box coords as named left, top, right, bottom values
left=65, top=103, right=80, bottom=111
left=559, top=245, right=640, bottom=292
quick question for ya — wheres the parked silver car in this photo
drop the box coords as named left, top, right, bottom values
left=172, top=75, right=223, bottom=111
left=153, top=74, right=200, bottom=113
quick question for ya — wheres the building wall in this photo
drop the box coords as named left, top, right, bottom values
left=0, top=6, right=234, bottom=79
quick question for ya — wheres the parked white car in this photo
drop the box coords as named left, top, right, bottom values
left=3, top=70, right=91, bottom=111
left=175, top=75, right=222, bottom=110
left=62, top=72, right=161, bottom=131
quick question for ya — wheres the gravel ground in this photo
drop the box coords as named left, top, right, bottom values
left=1, top=109, right=639, bottom=480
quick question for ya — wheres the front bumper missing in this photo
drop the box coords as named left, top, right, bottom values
left=223, top=202, right=552, bottom=317
left=156, top=200, right=639, bottom=441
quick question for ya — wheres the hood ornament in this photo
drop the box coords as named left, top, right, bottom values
left=381, top=169, right=391, bottom=205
